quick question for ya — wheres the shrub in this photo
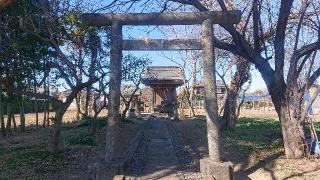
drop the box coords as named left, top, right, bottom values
left=69, top=133, right=96, bottom=146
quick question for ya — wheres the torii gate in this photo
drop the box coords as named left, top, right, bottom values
left=81, top=11, right=240, bottom=179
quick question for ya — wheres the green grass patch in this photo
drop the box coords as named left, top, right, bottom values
left=0, top=147, right=9, bottom=156
left=77, top=117, right=107, bottom=129
left=221, top=117, right=283, bottom=156
left=60, top=122, right=77, bottom=130
left=0, top=147, right=70, bottom=178
left=69, top=133, right=96, bottom=146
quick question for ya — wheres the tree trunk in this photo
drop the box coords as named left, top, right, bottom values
left=6, top=100, right=11, bottom=132
left=181, top=69, right=195, bottom=117
left=48, top=105, right=67, bottom=152
left=12, top=112, right=17, bottom=130
left=43, top=99, right=47, bottom=127
left=46, top=100, right=49, bottom=126
left=19, top=97, right=25, bottom=132
left=121, top=102, right=130, bottom=118
left=186, top=89, right=196, bottom=117
left=35, top=99, right=39, bottom=128
left=91, top=113, right=98, bottom=134
left=34, top=78, right=39, bottom=128
left=84, top=86, right=91, bottom=118
left=48, top=95, right=77, bottom=152
left=222, top=88, right=239, bottom=129
left=189, top=56, right=198, bottom=117
left=76, top=92, right=81, bottom=121
left=271, top=86, right=305, bottom=158
left=0, top=85, right=5, bottom=136
left=223, top=58, right=250, bottom=130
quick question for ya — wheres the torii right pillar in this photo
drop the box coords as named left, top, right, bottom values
left=200, top=19, right=234, bottom=180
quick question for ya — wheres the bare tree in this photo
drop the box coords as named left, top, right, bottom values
left=222, top=57, right=251, bottom=129
left=4, top=0, right=108, bottom=152
left=120, top=54, right=149, bottom=117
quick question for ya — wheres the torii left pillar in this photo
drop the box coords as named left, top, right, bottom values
left=105, top=21, right=122, bottom=161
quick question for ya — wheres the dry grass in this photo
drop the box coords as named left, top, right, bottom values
left=0, top=115, right=146, bottom=179
left=3, top=110, right=108, bottom=127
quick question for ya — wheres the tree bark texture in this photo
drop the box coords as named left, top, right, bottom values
left=223, top=58, right=251, bottom=129
left=43, top=99, right=47, bottom=127
left=76, top=92, right=81, bottom=121
left=35, top=99, right=39, bottom=128
left=271, top=86, right=305, bottom=158
left=84, top=86, right=91, bottom=117
left=19, top=97, right=26, bottom=132
left=12, top=112, right=16, bottom=130
left=6, top=100, right=11, bottom=132
left=105, top=21, right=122, bottom=161
left=0, top=84, right=5, bottom=136
left=201, top=19, right=220, bottom=161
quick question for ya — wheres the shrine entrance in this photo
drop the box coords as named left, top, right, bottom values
left=142, top=66, right=184, bottom=116
left=81, top=10, right=241, bottom=179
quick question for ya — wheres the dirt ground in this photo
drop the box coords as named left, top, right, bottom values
left=174, top=117, right=320, bottom=180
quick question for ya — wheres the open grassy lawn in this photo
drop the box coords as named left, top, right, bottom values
left=175, top=117, right=320, bottom=180
left=0, top=117, right=145, bottom=179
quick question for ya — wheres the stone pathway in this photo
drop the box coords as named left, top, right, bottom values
left=126, top=117, right=184, bottom=180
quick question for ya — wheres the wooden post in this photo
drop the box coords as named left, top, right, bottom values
left=151, top=87, right=155, bottom=113
left=200, top=19, right=234, bottom=180
left=106, top=21, right=122, bottom=161
left=201, top=19, right=220, bottom=161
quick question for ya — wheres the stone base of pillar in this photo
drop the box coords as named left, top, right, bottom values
left=88, top=160, right=123, bottom=180
left=200, top=158, right=234, bottom=180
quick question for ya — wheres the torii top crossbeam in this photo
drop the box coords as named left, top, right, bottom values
left=81, top=11, right=241, bottom=26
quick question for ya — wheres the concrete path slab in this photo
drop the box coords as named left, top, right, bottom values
left=126, top=117, right=184, bottom=180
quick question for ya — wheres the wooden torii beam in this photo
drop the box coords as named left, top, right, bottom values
left=122, top=39, right=201, bottom=51
left=81, top=12, right=241, bottom=179
left=81, top=11, right=241, bottom=26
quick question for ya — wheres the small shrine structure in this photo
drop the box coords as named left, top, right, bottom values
left=142, top=66, right=183, bottom=115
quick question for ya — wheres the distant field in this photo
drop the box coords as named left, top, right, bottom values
left=3, top=110, right=108, bottom=127
left=240, top=109, right=320, bottom=122
left=3, top=108, right=320, bottom=128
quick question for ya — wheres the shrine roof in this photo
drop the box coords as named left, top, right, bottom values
left=142, top=66, right=184, bottom=86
